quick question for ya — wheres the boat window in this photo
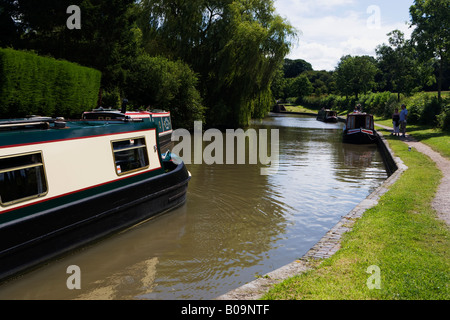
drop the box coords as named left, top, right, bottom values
left=355, top=116, right=366, bottom=129
left=112, top=137, right=149, bottom=175
left=347, top=116, right=355, bottom=129
left=0, top=152, right=48, bottom=206
left=366, top=116, right=372, bottom=129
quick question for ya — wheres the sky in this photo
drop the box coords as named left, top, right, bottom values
left=274, top=0, right=415, bottom=71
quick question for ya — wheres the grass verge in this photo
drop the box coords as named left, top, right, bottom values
left=262, top=132, right=450, bottom=300
left=283, top=104, right=318, bottom=114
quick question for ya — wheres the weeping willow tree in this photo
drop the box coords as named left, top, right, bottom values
left=136, top=0, right=296, bottom=127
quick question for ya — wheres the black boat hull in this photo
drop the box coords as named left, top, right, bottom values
left=0, top=162, right=190, bottom=282
left=343, top=130, right=378, bottom=144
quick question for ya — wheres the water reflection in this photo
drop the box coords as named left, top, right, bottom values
left=0, top=115, right=388, bottom=300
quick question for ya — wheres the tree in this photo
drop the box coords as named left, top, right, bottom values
left=410, top=0, right=450, bottom=101
left=376, top=30, right=435, bottom=100
left=304, top=70, right=337, bottom=95
left=270, top=64, right=288, bottom=100
left=124, top=55, right=204, bottom=129
left=0, top=0, right=22, bottom=47
left=283, top=58, right=313, bottom=78
left=136, top=0, right=296, bottom=127
left=335, top=55, right=379, bottom=100
left=288, top=74, right=313, bottom=100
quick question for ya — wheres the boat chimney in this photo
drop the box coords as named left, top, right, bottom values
left=55, top=117, right=66, bottom=129
left=121, top=99, right=128, bottom=114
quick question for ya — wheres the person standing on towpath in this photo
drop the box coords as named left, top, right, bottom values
left=399, top=104, right=408, bottom=137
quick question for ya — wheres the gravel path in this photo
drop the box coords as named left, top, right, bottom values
left=376, top=124, right=450, bottom=227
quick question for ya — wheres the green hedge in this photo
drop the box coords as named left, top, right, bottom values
left=301, top=91, right=450, bottom=130
left=301, top=92, right=398, bottom=117
left=0, top=48, right=101, bottom=118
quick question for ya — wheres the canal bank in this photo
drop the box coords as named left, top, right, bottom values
left=216, top=130, right=407, bottom=300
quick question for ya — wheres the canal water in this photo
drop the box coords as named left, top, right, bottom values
left=0, top=114, right=388, bottom=300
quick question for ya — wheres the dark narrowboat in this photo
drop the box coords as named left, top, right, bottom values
left=316, top=109, right=338, bottom=123
left=0, top=116, right=190, bottom=282
left=343, top=112, right=378, bottom=144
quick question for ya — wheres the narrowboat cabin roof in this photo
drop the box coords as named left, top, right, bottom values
left=82, top=108, right=171, bottom=121
left=82, top=108, right=173, bottom=153
left=0, top=117, right=155, bottom=148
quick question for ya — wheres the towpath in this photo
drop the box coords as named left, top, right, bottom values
left=374, top=123, right=450, bottom=227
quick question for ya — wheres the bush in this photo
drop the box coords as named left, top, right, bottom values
left=301, top=93, right=395, bottom=114
left=124, top=54, right=204, bottom=129
left=293, top=90, right=450, bottom=129
left=437, top=104, right=450, bottom=131
left=355, top=91, right=397, bottom=117
left=421, top=97, right=442, bottom=125
left=100, top=88, right=122, bottom=109
left=400, top=93, right=448, bottom=126
left=0, top=48, right=101, bottom=118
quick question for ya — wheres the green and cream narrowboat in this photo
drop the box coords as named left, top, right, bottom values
left=0, top=116, right=190, bottom=282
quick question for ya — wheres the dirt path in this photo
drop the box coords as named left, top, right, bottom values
left=376, top=124, right=450, bottom=227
